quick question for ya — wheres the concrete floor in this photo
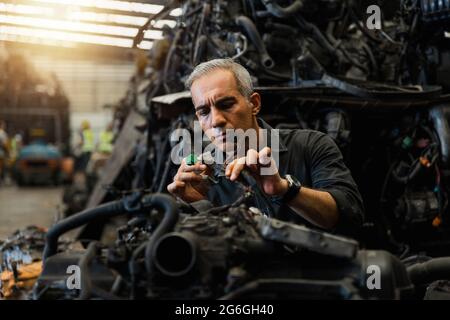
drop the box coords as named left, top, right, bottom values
left=0, top=184, right=64, bottom=239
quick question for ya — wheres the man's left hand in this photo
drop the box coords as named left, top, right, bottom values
left=225, top=147, right=288, bottom=197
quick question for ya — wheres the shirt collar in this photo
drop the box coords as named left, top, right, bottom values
left=257, top=118, right=288, bottom=153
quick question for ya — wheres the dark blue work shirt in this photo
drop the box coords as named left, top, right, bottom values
left=207, top=118, right=364, bottom=238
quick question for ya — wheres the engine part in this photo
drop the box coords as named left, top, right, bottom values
left=421, top=0, right=450, bottom=22
left=261, top=0, right=305, bottom=18
left=408, top=257, right=450, bottom=285
left=255, top=215, right=359, bottom=259
left=31, top=193, right=424, bottom=300
left=0, top=226, right=70, bottom=299
left=153, top=232, right=198, bottom=277
left=430, top=105, right=450, bottom=168
left=235, top=16, right=274, bottom=69
left=44, top=193, right=178, bottom=260
left=394, top=191, right=440, bottom=224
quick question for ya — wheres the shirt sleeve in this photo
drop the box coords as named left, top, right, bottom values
left=305, top=131, right=365, bottom=238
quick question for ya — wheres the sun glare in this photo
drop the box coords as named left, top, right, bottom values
left=0, top=0, right=178, bottom=49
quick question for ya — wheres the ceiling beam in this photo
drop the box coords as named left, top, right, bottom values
left=0, top=21, right=143, bottom=40
left=3, top=39, right=141, bottom=61
left=1, top=11, right=174, bottom=30
left=0, top=0, right=178, bottom=19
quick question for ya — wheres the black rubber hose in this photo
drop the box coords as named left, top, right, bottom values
left=144, top=194, right=179, bottom=275
left=43, top=193, right=177, bottom=260
left=261, top=0, right=304, bottom=18
left=296, top=16, right=336, bottom=56
left=265, top=21, right=298, bottom=36
left=43, top=200, right=125, bottom=260
left=407, top=257, right=450, bottom=286
left=128, top=241, right=148, bottom=299
left=235, top=16, right=274, bottom=69
left=79, top=244, right=121, bottom=299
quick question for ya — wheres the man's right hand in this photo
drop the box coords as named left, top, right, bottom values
left=167, top=158, right=211, bottom=203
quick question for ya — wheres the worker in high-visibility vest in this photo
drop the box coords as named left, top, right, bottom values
left=10, top=133, right=23, bottom=162
left=77, top=120, right=94, bottom=172
left=98, top=123, right=114, bottom=154
left=0, top=120, right=9, bottom=183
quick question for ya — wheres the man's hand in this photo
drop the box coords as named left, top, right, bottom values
left=167, top=158, right=211, bottom=203
left=225, top=147, right=288, bottom=197
left=226, top=146, right=339, bottom=230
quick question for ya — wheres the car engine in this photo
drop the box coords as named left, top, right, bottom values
left=35, top=192, right=425, bottom=300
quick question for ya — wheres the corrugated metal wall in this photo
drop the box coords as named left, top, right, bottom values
left=22, top=53, right=136, bottom=149
left=31, top=55, right=135, bottom=113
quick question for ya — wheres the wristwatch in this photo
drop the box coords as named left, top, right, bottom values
left=282, top=174, right=302, bottom=204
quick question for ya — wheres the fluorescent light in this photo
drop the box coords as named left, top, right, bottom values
left=170, top=8, right=182, bottom=16
left=138, top=41, right=152, bottom=50
left=0, top=32, right=75, bottom=47
left=445, top=32, right=450, bottom=38
left=68, top=12, right=176, bottom=28
left=28, top=1, right=180, bottom=16
left=0, top=3, right=176, bottom=28
left=69, top=11, right=147, bottom=25
left=143, top=29, right=164, bottom=39
left=153, top=20, right=176, bottom=28
left=0, top=3, right=55, bottom=15
left=0, top=14, right=135, bottom=37
left=0, top=25, right=153, bottom=49
left=29, top=0, right=164, bottom=14
left=0, top=14, right=163, bottom=39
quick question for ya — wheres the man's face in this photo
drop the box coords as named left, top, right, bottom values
left=190, top=69, right=259, bottom=154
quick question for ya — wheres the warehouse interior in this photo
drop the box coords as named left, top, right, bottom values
left=1, top=0, right=450, bottom=301
left=0, top=0, right=179, bottom=235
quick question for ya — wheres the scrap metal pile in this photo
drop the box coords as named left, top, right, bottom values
left=33, top=193, right=450, bottom=299
left=26, top=0, right=450, bottom=299
left=87, top=0, right=450, bottom=252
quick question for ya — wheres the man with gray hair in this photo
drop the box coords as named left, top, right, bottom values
left=167, top=58, right=364, bottom=236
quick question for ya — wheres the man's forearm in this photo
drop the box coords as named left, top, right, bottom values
left=285, top=186, right=339, bottom=230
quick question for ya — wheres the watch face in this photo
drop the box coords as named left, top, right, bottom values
left=282, top=174, right=301, bottom=203
left=286, top=174, right=301, bottom=187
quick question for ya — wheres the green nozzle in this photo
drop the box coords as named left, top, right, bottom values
left=186, top=153, right=198, bottom=166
